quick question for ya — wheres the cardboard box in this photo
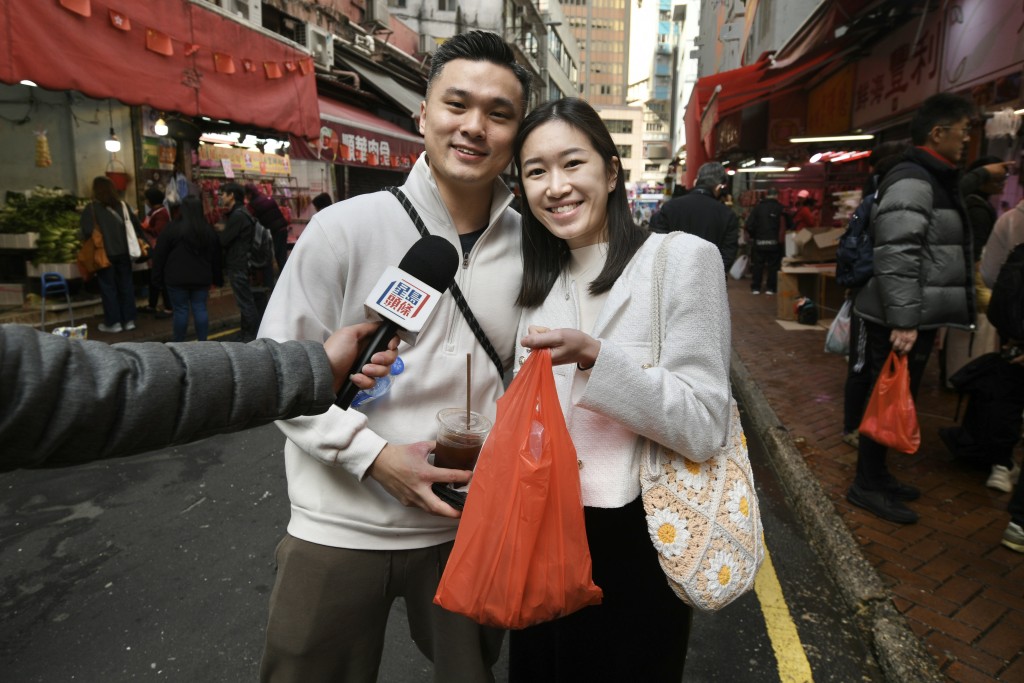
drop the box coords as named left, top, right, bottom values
left=777, top=265, right=846, bottom=321
left=0, top=283, right=25, bottom=306
left=791, top=227, right=843, bottom=262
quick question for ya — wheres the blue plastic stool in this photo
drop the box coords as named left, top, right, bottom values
left=41, top=272, right=74, bottom=330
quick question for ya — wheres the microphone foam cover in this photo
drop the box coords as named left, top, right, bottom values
left=398, top=235, right=460, bottom=293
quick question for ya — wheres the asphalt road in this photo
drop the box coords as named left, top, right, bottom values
left=1, top=405, right=883, bottom=682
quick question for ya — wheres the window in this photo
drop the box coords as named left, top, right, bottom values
left=605, top=120, right=633, bottom=134
left=388, top=0, right=407, bottom=7
left=645, top=163, right=660, bottom=171
left=616, top=144, right=632, bottom=159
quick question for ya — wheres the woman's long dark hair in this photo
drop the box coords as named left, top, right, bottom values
left=178, top=196, right=212, bottom=252
left=91, top=176, right=120, bottom=211
left=514, top=98, right=649, bottom=308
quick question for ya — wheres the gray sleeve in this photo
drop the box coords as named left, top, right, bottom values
left=0, top=326, right=335, bottom=471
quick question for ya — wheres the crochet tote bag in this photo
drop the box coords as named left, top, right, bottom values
left=638, top=234, right=765, bottom=612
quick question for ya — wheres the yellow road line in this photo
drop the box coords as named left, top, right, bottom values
left=754, top=547, right=815, bottom=682
left=208, top=327, right=240, bottom=340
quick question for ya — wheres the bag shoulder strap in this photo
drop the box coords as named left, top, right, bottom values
left=384, top=186, right=505, bottom=378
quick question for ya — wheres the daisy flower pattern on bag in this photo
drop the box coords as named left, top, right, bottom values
left=670, top=457, right=707, bottom=492
left=726, top=480, right=753, bottom=531
left=704, top=549, right=742, bottom=600
left=647, top=507, right=690, bottom=558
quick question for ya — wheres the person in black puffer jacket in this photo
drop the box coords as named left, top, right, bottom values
left=849, top=93, right=979, bottom=525
left=217, top=182, right=258, bottom=341
left=152, top=196, right=223, bottom=341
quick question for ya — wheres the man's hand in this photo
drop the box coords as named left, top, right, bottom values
left=521, top=325, right=602, bottom=369
left=890, top=328, right=918, bottom=355
left=324, top=322, right=400, bottom=393
left=982, top=161, right=1013, bottom=182
left=366, top=442, right=472, bottom=518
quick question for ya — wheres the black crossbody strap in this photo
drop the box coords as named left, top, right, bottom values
left=384, top=186, right=505, bottom=378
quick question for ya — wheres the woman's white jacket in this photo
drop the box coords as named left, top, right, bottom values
left=515, top=233, right=732, bottom=508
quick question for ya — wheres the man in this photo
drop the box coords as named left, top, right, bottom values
left=216, top=182, right=258, bottom=342
left=1, top=322, right=397, bottom=471
left=257, top=31, right=531, bottom=681
left=744, top=187, right=790, bottom=295
left=850, top=93, right=978, bottom=524
left=245, top=182, right=290, bottom=273
left=650, top=161, right=739, bottom=274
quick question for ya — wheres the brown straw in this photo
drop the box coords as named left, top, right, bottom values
left=466, top=353, right=472, bottom=426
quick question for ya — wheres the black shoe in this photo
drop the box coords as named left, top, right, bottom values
left=882, top=477, right=920, bottom=502
left=138, top=306, right=156, bottom=315
left=937, top=427, right=962, bottom=462
left=154, top=310, right=171, bottom=319
left=847, top=483, right=918, bottom=524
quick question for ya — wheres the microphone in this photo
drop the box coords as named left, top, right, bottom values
left=335, top=235, right=460, bottom=409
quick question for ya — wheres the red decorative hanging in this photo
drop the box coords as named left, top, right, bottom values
left=184, top=43, right=200, bottom=57
left=213, top=52, right=236, bottom=74
left=59, top=0, right=91, bottom=18
left=145, top=28, right=173, bottom=56
left=108, top=9, right=130, bottom=31
left=263, top=62, right=283, bottom=79
left=242, top=58, right=255, bottom=73
left=297, top=58, right=313, bottom=76
left=284, top=61, right=297, bottom=73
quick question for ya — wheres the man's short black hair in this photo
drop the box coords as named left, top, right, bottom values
left=220, top=182, right=244, bottom=203
left=427, top=31, right=532, bottom=114
left=910, top=93, right=975, bottom=145
left=312, top=192, right=333, bottom=211
left=144, top=188, right=165, bottom=206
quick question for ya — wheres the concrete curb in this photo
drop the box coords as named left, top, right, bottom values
left=730, top=349, right=943, bottom=683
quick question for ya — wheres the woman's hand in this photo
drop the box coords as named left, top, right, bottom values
left=521, top=325, right=601, bottom=369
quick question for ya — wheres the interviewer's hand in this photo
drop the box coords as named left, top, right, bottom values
left=367, top=442, right=472, bottom=518
left=324, top=322, right=400, bottom=393
left=521, top=325, right=601, bottom=368
left=890, top=328, right=917, bottom=355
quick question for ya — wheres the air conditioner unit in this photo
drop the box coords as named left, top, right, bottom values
left=306, top=24, right=334, bottom=67
left=353, top=34, right=375, bottom=55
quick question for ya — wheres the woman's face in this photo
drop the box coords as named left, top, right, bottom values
left=519, top=120, right=618, bottom=250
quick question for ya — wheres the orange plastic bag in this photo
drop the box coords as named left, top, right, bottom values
left=858, top=350, right=921, bottom=454
left=434, top=349, right=603, bottom=629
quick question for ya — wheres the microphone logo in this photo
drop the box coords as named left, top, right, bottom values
left=376, top=279, right=431, bottom=321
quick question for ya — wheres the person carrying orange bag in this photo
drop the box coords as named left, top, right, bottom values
left=434, top=348, right=603, bottom=629
left=858, top=350, right=921, bottom=454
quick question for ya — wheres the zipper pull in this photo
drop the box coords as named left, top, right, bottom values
left=463, top=251, right=470, bottom=269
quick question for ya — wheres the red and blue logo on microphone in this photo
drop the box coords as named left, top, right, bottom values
left=377, top=279, right=430, bottom=321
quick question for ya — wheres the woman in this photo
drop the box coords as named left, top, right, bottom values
left=509, top=98, right=732, bottom=680
left=152, top=196, right=222, bottom=342
left=79, top=176, right=142, bottom=334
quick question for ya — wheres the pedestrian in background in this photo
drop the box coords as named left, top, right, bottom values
left=744, top=187, right=789, bottom=295
left=849, top=93, right=979, bottom=525
left=311, top=192, right=333, bottom=212
left=245, top=183, right=290, bottom=274
left=649, top=161, right=739, bottom=275
left=792, top=190, right=817, bottom=229
left=216, top=182, right=258, bottom=342
left=511, top=97, right=731, bottom=682
left=152, top=196, right=222, bottom=342
left=79, top=175, right=142, bottom=334
left=140, top=187, right=172, bottom=318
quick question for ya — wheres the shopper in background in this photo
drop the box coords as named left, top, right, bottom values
left=510, top=96, right=731, bottom=682
left=311, top=192, right=333, bottom=212
left=792, top=190, right=818, bottom=229
left=79, top=176, right=142, bottom=334
left=140, top=187, right=172, bottom=318
left=245, top=183, right=290, bottom=274
left=849, top=93, right=978, bottom=525
left=840, top=142, right=909, bottom=449
left=744, top=187, right=790, bottom=295
left=649, top=161, right=739, bottom=275
left=152, top=196, right=223, bottom=342
left=216, top=182, right=258, bottom=342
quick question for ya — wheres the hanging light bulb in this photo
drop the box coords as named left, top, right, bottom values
left=105, top=100, right=121, bottom=153
left=154, top=117, right=169, bottom=136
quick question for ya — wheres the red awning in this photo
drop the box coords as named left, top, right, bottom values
left=289, top=97, right=424, bottom=170
left=0, top=0, right=320, bottom=139
left=683, top=45, right=847, bottom=186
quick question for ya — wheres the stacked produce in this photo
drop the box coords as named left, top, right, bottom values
left=0, top=187, right=82, bottom=263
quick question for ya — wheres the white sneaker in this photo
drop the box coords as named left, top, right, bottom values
left=986, top=463, right=1021, bottom=493
left=765, top=290, right=775, bottom=296
left=751, top=290, right=761, bottom=295
left=97, top=323, right=122, bottom=334
left=125, top=321, right=136, bottom=331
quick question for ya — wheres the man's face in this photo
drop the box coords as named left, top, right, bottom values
left=418, top=58, right=524, bottom=195
left=930, top=116, right=970, bottom=164
left=219, top=192, right=234, bottom=209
